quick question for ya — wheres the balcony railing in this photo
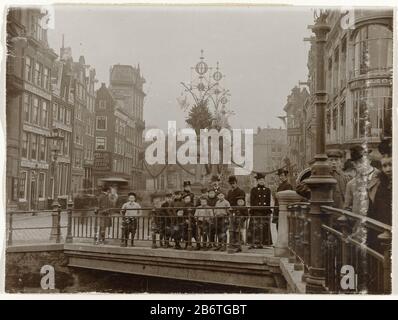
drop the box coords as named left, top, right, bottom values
left=287, top=203, right=391, bottom=294
left=349, top=66, right=392, bottom=80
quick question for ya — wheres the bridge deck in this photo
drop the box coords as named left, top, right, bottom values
left=63, top=243, right=285, bottom=292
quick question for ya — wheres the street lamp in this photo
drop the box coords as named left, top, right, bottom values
left=48, top=127, right=64, bottom=241
left=49, top=128, right=64, bottom=208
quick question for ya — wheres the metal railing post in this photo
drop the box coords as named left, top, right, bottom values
left=302, top=204, right=311, bottom=282
left=227, top=210, right=233, bottom=253
left=93, top=208, right=99, bottom=244
left=66, top=201, right=73, bottom=243
left=378, top=230, right=392, bottom=294
left=187, top=208, right=193, bottom=250
left=294, top=205, right=303, bottom=271
left=56, top=207, right=62, bottom=244
left=8, top=212, right=13, bottom=246
left=151, top=209, right=157, bottom=248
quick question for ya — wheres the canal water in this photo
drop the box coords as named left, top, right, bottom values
left=66, top=269, right=267, bottom=293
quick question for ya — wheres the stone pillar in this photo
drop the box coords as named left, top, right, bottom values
left=274, top=190, right=303, bottom=257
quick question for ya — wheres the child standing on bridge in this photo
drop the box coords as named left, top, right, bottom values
left=121, top=192, right=141, bottom=247
left=194, top=196, right=214, bottom=250
left=213, top=192, right=230, bottom=251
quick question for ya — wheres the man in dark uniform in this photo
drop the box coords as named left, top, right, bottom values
left=249, top=173, right=272, bottom=248
left=272, top=168, right=293, bottom=229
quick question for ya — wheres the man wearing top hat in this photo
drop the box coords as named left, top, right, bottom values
left=273, top=168, right=293, bottom=229
left=327, top=149, right=350, bottom=209
left=249, top=172, right=272, bottom=248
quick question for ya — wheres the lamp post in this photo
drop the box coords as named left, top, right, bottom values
left=304, top=10, right=336, bottom=293
left=48, top=128, right=64, bottom=241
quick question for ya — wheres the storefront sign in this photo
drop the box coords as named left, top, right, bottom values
left=20, top=159, right=49, bottom=170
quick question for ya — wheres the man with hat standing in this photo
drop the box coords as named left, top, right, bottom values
left=226, top=175, right=246, bottom=206
left=210, top=175, right=223, bottom=194
left=227, top=175, right=246, bottom=252
left=160, top=192, right=174, bottom=248
left=367, top=139, right=392, bottom=253
left=327, top=149, right=350, bottom=209
left=344, top=145, right=379, bottom=215
left=182, top=180, right=195, bottom=207
left=272, top=168, right=293, bottom=229
left=249, top=172, right=272, bottom=248
left=171, top=191, right=184, bottom=249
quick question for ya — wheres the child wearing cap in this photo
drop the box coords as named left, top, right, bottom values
left=206, top=188, right=218, bottom=247
left=194, top=196, right=214, bottom=250
left=120, top=192, right=141, bottom=247
left=213, top=192, right=231, bottom=251
left=228, top=195, right=247, bottom=252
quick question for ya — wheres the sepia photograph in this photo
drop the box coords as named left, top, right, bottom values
left=1, top=1, right=394, bottom=296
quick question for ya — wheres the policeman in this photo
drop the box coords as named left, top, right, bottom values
left=249, top=173, right=272, bottom=248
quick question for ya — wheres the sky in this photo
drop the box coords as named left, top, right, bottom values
left=47, top=5, right=314, bottom=131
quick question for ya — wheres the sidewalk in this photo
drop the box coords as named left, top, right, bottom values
left=9, top=212, right=68, bottom=243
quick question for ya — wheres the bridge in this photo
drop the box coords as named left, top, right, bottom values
left=5, top=190, right=391, bottom=294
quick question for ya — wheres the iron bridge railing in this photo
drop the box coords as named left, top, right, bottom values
left=287, top=203, right=391, bottom=294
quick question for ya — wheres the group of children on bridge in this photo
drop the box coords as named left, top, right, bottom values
left=97, top=173, right=279, bottom=253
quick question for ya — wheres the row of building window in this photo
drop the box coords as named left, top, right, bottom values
left=52, top=102, right=72, bottom=126
left=25, top=56, right=51, bottom=90
left=325, top=87, right=392, bottom=141
left=24, top=93, right=49, bottom=127
left=30, top=14, right=46, bottom=43
left=19, top=171, right=46, bottom=201
left=21, top=132, right=47, bottom=161
left=325, top=25, right=393, bottom=97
